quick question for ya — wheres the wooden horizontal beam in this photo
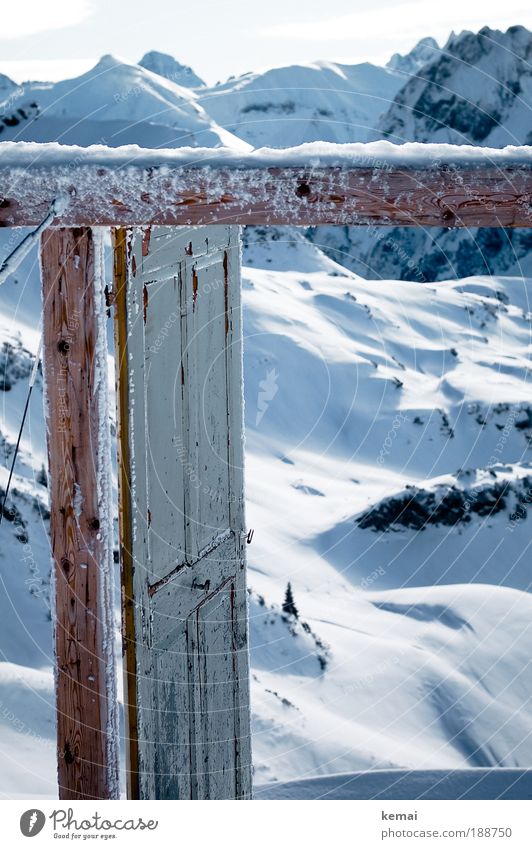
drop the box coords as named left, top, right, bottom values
left=1, top=161, right=532, bottom=228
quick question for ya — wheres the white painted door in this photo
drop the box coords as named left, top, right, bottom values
left=115, top=226, right=251, bottom=800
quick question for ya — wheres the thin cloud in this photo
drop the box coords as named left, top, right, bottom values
left=0, top=58, right=98, bottom=84
left=1, top=0, right=93, bottom=40
left=262, top=0, right=532, bottom=42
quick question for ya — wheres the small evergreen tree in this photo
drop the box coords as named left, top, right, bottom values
left=282, top=581, right=298, bottom=619
left=37, top=464, right=48, bottom=488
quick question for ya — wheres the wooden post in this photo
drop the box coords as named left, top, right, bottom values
left=40, top=227, right=119, bottom=800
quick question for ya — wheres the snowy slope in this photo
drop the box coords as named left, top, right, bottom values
left=0, top=55, right=248, bottom=150
left=257, top=768, right=532, bottom=799
left=1, top=229, right=531, bottom=794
left=196, top=61, right=403, bottom=147
left=0, top=307, right=58, bottom=797
left=241, top=251, right=532, bottom=784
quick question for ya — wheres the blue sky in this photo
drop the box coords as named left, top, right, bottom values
left=1, top=0, right=531, bottom=85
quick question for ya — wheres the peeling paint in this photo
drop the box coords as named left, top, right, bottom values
left=192, top=267, right=198, bottom=309
left=148, top=560, right=187, bottom=597
left=141, top=226, right=151, bottom=257
left=123, top=225, right=251, bottom=800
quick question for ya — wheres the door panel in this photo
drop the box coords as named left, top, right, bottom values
left=115, top=225, right=251, bottom=800
left=144, top=274, right=186, bottom=580
left=181, top=249, right=233, bottom=559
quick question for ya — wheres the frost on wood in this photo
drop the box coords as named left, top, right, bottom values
left=0, top=141, right=531, bottom=228
left=93, top=227, right=120, bottom=800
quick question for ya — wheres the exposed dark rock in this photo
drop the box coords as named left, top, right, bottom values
left=356, top=476, right=520, bottom=532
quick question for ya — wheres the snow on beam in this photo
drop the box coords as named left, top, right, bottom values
left=1, top=141, right=532, bottom=228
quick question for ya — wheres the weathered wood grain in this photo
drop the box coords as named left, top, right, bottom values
left=41, top=228, right=119, bottom=800
left=3, top=165, right=532, bottom=227
left=114, top=225, right=252, bottom=799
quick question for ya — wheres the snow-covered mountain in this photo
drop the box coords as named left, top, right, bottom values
left=195, top=61, right=403, bottom=146
left=139, top=51, right=206, bottom=88
left=380, top=26, right=532, bottom=146
left=312, top=25, right=532, bottom=282
left=0, top=54, right=248, bottom=149
left=308, top=219, right=532, bottom=283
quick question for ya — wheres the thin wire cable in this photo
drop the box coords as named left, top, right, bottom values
left=0, top=197, right=64, bottom=523
left=0, top=334, right=42, bottom=525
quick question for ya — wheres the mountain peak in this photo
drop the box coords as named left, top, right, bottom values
left=139, top=51, right=205, bottom=88
left=0, top=53, right=248, bottom=151
left=387, top=36, right=439, bottom=74
left=93, top=53, right=126, bottom=72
